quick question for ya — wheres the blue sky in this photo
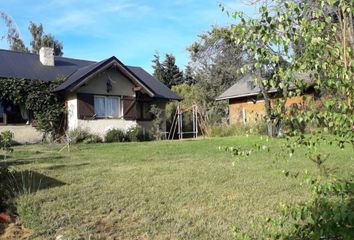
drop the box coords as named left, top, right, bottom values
left=0, top=0, right=258, bottom=73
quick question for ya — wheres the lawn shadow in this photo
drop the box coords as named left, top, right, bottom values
left=0, top=154, right=12, bottom=160
left=43, top=162, right=89, bottom=170
left=6, top=170, right=66, bottom=196
left=0, top=156, right=65, bottom=167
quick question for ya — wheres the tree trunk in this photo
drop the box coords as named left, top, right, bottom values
left=267, top=121, right=275, bottom=137
left=259, top=80, right=276, bottom=137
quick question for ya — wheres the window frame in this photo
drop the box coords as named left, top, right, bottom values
left=94, top=95, right=122, bottom=119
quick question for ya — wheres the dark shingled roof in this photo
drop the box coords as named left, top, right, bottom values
left=0, top=49, right=182, bottom=100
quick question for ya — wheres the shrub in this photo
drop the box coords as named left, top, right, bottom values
left=0, top=130, right=14, bottom=160
left=65, top=128, right=102, bottom=144
left=105, top=128, right=126, bottom=143
left=126, top=126, right=151, bottom=142
left=206, top=122, right=267, bottom=137
left=82, top=134, right=102, bottom=144
left=150, top=105, right=164, bottom=140
left=233, top=176, right=354, bottom=239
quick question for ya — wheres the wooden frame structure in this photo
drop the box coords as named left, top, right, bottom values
left=167, top=104, right=205, bottom=140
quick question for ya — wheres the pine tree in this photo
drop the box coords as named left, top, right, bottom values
left=152, top=53, right=183, bottom=88
left=161, top=54, right=183, bottom=88
left=152, top=52, right=164, bottom=82
left=183, top=65, right=196, bottom=85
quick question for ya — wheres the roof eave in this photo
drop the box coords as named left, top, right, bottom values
left=216, top=89, right=280, bottom=101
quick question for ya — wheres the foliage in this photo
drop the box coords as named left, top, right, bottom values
left=183, top=65, right=197, bottom=85
left=0, top=78, right=65, bottom=140
left=228, top=0, right=353, bottom=137
left=221, top=0, right=354, bottom=238
left=0, top=11, right=28, bottom=52
left=71, top=126, right=153, bottom=144
left=0, top=130, right=14, bottom=160
left=165, top=83, right=202, bottom=133
left=152, top=52, right=165, bottom=83
left=105, top=128, right=127, bottom=143
left=28, top=22, right=63, bottom=56
left=82, top=135, right=103, bottom=144
left=149, top=104, right=165, bottom=140
left=206, top=122, right=267, bottom=137
left=152, top=53, right=184, bottom=88
left=274, top=177, right=354, bottom=239
left=187, top=26, right=249, bottom=124
left=126, top=126, right=151, bottom=142
left=0, top=13, right=63, bottom=55
left=65, top=128, right=102, bottom=144
left=233, top=173, right=354, bottom=239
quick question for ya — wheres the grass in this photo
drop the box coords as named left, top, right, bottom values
left=4, top=136, right=354, bottom=239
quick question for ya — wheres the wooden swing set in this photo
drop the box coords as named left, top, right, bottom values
left=167, top=103, right=207, bottom=140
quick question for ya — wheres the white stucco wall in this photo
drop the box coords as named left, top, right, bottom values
left=67, top=95, right=78, bottom=131
left=77, top=68, right=135, bottom=97
left=77, top=119, right=137, bottom=138
left=0, top=125, right=42, bottom=144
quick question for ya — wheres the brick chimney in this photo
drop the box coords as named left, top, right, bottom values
left=39, top=47, right=54, bottom=66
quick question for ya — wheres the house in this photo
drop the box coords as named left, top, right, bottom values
left=216, top=74, right=317, bottom=124
left=0, top=48, right=182, bottom=143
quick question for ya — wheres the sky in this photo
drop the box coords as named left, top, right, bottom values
left=0, top=0, right=258, bottom=73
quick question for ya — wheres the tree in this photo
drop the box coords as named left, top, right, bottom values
left=1, top=14, right=63, bottom=55
left=10, top=35, right=28, bottom=52
left=151, top=53, right=183, bottom=88
left=223, top=0, right=353, bottom=238
left=162, top=54, right=183, bottom=87
left=187, top=26, right=249, bottom=124
left=183, top=65, right=196, bottom=85
left=229, top=0, right=353, bottom=137
left=0, top=11, right=28, bottom=52
left=152, top=52, right=164, bottom=82
left=28, top=22, right=63, bottom=56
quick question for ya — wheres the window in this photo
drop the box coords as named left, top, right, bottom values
left=94, top=96, right=121, bottom=118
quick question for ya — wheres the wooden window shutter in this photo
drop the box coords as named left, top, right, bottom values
left=122, top=96, right=137, bottom=120
left=77, top=93, right=94, bottom=119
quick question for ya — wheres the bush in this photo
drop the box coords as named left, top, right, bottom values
left=206, top=122, right=267, bottom=137
left=82, top=134, right=103, bottom=144
left=126, top=126, right=151, bottom=142
left=233, top=176, right=354, bottom=239
left=105, top=128, right=127, bottom=143
left=0, top=130, right=14, bottom=160
left=66, top=128, right=102, bottom=144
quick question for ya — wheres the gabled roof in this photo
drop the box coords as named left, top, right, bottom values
left=216, top=72, right=312, bottom=101
left=216, top=74, right=266, bottom=100
left=0, top=49, right=182, bottom=100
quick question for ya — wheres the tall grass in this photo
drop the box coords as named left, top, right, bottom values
left=206, top=122, right=267, bottom=137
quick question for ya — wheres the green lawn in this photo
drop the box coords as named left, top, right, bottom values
left=4, top=136, right=354, bottom=239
